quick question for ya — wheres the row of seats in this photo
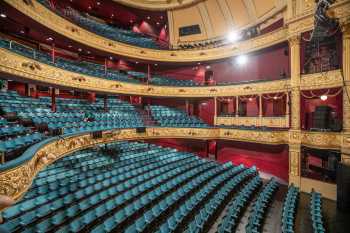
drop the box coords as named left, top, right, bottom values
left=37, top=0, right=162, bottom=49
left=246, top=178, right=279, bottom=233
left=148, top=105, right=209, bottom=128
left=281, top=184, right=299, bottom=233
left=184, top=167, right=258, bottom=233
left=0, top=38, right=140, bottom=84
left=1, top=142, right=198, bottom=232
left=0, top=91, right=144, bottom=135
left=216, top=175, right=262, bottom=233
left=310, top=190, right=326, bottom=233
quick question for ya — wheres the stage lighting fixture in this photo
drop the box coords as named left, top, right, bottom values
left=237, top=55, right=248, bottom=65
left=227, top=31, right=241, bottom=43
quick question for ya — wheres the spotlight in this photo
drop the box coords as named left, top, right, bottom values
left=46, top=37, right=53, bottom=41
left=320, top=95, right=328, bottom=101
left=248, top=97, right=253, bottom=102
left=109, top=56, right=113, bottom=60
left=154, top=63, right=158, bottom=66
left=236, top=55, right=247, bottom=65
left=206, top=65, right=211, bottom=69
left=227, top=31, right=241, bottom=43
left=0, top=13, right=6, bottom=18
left=78, top=48, right=82, bottom=52
left=273, top=96, right=278, bottom=100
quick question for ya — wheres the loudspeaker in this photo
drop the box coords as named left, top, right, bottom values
left=313, top=105, right=333, bottom=129
left=337, top=163, right=350, bottom=212
left=136, top=127, right=146, bottom=133
left=330, top=119, right=342, bottom=132
left=92, top=131, right=102, bottom=139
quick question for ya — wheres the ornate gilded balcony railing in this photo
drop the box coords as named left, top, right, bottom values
left=216, top=116, right=290, bottom=128
left=4, top=0, right=350, bottom=62
left=0, top=126, right=347, bottom=203
left=2, top=0, right=289, bottom=62
left=0, top=47, right=291, bottom=97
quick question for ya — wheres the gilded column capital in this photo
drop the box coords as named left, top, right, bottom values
left=341, top=22, right=350, bottom=37
left=288, top=34, right=301, bottom=47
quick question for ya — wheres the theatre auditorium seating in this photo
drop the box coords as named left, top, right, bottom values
left=217, top=175, right=262, bottom=233
left=150, top=76, right=199, bottom=87
left=0, top=141, right=256, bottom=233
left=0, top=91, right=143, bottom=136
left=245, top=178, right=279, bottom=233
left=37, top=0, right=162, bottom=49
left=281, top=184, right=299, bottom=233
left=148, top=105, right=209, bottom=128
left=0, top=38, right=140, bottom=84
left=310, top=190, right=326, bottom=233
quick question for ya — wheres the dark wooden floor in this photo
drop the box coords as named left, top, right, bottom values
left=295, top=192, right=350, bottom=233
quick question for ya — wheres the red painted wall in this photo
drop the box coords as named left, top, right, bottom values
left=147, top=138, right=208, bottom=157
left=216, top=140, right=289, bottom=181
left=158, top=43, right=289, bottom=84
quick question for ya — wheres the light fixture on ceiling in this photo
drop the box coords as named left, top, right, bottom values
left=46, top=37, right=53, bottom=41
left=20, top=30, right=25, bottom=34
left=87, top=51, right=91, bottom=54
left=109, top=56, right=113, bottom=60
left=273, top=96, right=278, bottom=100
left=135, top=61, right=139, bottom=64
left=78, top=48, right=82, bottom=52
left=248, top=97, right=253, bottom=102
left=156, top=22, right=160, bottom=25
left=154, top=63, right=158, bottom=66
left=68, top=45, right=73, bottom=48
left=206, top=65, right=211, bottom=69
left=96, top=1, right=101, bottom=5
left=227, top=31, right=241, bottom=43
left=147, top=16, right=151, bottom=20
left=0, top=13, right=6, bottom=18
left=236, top=55, right=248, bottom=65
left=320, top=95, right=328, bottom=101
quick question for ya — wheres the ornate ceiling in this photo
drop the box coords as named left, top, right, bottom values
left=112, top=0, right=204, bottom=10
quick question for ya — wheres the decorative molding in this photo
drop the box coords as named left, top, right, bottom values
left=301, top=131, right=342, bottom=150
left=112, top=0, right=204, bottom=10
left=3, top=0, right=289, bottom=62
left=0, top=126, right=344, bottom=205
left=216, top=116, right=289, bottom=128
left=0, top=48, right=292, bottom=97
left=300, top=70, right=344, bottom=90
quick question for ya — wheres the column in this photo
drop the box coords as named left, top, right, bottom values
left=103, top=95, right=108, bottom=112
left=286, top=92, right=290, bottom=128
left=51, top=88, right=56, bottom=112
left=342, top=23, right=350, bottom=132
left=288, top=35, right=302, bottom=187
left=147, top=64, right=151, bottom=84
left=259, top=94, right=262, bottom=127
left=214, top=97, right=217, bottom=125
left=289, top=35, right=301, bottom=130
left=235, top=96, right=239, bottom=117
left=342, top=23, right=350, bottom=165
left=289, top=144, right=301, bottom=186
left=185, top=100, right=190, bottom=115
